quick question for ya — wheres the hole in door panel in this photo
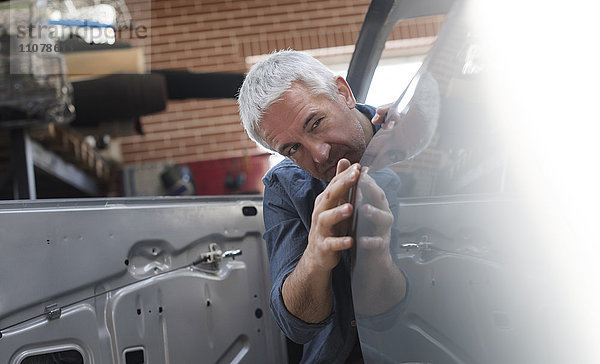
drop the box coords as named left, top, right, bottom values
left=124, top=347, right=145, bottom=364
left=19, top=349, right=83, bottom=364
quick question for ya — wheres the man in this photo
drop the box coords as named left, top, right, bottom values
left=238, top=50, right=406, bottom=363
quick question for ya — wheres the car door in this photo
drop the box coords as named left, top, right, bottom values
left=0, top=197, right=286, bottom=363
left=348, top=0, right=598, bottom=363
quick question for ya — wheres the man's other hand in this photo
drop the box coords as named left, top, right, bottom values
left=371, top=104, right=391, bottom=126
left=372, top=103, right=401, bottom=131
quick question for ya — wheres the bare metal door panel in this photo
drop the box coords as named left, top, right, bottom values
left=356, top=199, right=573, bottom=364
left=349, top=0, right=598, bottom=362
left=0, top=197, right=286, bottom=363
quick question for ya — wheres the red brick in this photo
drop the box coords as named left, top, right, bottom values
left=119, top=0, right=445, bottom=166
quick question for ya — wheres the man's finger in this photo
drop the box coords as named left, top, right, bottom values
left=372, top=104, right=392, bottom=125
left=316, top=203, right=353, bottom=231
left=324, top=236, right=353, bottom=251
left=316, top=164, right=360, bottom=211
left=336, top=158, right=351, bottom=175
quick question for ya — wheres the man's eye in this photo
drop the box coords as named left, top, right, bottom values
left=311, top=118, right=323, bottom=130
left=289, top=143, right=300, bottom=155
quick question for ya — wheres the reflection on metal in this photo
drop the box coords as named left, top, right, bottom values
left=400, top=242, right=419, bottom=250
left=223, top=249, right=243, bottom=259
left=214, top=334, right=250, bottom=364
left=400, top=238, right=431, bottom=252
left=351, top=0, right=597, bottom=363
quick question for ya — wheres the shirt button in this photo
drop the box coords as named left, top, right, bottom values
left=350, top=320, right=357, bottom=327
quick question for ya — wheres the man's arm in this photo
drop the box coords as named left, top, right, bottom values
left=281, top=159, right=360, bottom=323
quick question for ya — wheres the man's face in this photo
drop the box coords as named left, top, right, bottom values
left=259, top=78, right=372, bottom=181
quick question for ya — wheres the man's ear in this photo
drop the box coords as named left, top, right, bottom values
left=334, top=76, right=356, bottom=109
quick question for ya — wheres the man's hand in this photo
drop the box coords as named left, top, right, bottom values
left=370, top=103, right=395, bottom=127
left=282, top=158, right=360, bottom=323
left=363, top=102, right=410, bottom=171
left=305, top=159, right=360, bottom=272
left=371, top=104, right=389, bottom=126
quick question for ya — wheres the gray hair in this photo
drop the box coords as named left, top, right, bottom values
left=237, top=50, right=338, bottom=151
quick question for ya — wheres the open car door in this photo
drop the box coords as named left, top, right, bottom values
left=0, top=197, right=286, bottom=363
left=349, top=0, right=599, bottom=363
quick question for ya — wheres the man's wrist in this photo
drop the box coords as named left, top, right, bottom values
left=301, top=243, right=334, bottom=276
left=282, top=249, right=335, bottom=323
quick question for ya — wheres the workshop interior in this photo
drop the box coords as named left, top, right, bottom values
left=1, top=0, right=276, bottom=199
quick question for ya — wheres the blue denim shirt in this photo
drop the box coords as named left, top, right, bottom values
left=262, top=104, right=376, bottom=364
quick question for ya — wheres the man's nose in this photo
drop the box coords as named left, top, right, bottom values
left=309, top=141, right=331, bottom=164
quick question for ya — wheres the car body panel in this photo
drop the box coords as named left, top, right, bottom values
left=349, top=0, right=599, bottom=363
left=0, top=197, right=286, bottom=363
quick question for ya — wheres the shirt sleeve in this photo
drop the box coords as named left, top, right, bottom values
left=262, top=164, right=333, bottom=344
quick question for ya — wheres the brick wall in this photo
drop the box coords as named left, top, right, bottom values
left=118, top=0, right=446, bottom=166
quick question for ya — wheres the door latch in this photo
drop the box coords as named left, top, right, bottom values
left=194, top=243, right=242, bottom=267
